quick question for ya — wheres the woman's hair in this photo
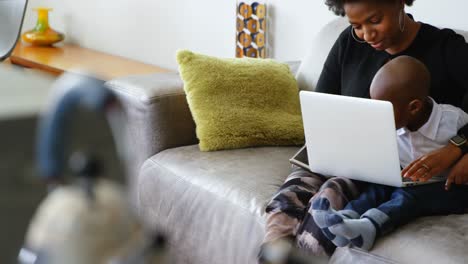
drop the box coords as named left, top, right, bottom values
left=325, top=0, right=415, bottom=16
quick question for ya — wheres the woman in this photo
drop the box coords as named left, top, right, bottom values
left=263, top=0, right=468, bottom=257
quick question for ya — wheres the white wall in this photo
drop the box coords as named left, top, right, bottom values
left=22, top=0, right=468, bottom=71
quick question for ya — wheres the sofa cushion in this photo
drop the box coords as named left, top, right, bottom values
left=138, top=145, right=302, bottom=264
left=330, top=214, right=468, bottom=264
left=371, top=214, right=468, bottom=263
left=176, top=50, right=304, bottom=151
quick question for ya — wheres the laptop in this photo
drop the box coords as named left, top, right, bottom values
left=293, top=91, right=445, bottom=187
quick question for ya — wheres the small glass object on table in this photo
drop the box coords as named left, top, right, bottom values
left=22, top=7, right=64, bottom=46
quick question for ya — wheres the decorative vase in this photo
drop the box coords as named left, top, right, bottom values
left=22, top=7, right=64, bottom=46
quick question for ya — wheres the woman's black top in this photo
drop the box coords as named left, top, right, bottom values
left=316, top=20, right=468, bottom=137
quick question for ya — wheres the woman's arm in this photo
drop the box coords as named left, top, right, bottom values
left=444, top=31, right=468, bottom=137
left=445, top=31, right=468, bottom=181
left=401, top=143, right=463, bottom=182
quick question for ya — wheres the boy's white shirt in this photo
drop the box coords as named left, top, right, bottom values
left=397, top=97, right=468, bottom=171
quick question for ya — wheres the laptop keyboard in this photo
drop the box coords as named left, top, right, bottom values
left=402, top=176, right=446, bottom=183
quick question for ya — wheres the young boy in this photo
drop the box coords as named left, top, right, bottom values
left=311, top=56, right=468, bottom=251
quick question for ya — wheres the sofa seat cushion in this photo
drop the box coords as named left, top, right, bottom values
left=138, top=145, right=301, bottom=264
left=330, top=214, right=468, bottom=264
left=372, top=214, right=468, bottom=263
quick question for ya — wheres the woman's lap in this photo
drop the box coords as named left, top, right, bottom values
left=263, top=166, right=324, bottom=244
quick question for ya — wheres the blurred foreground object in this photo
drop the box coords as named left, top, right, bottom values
left=0, top=0, right=28, bottom=61
left=259, top=239, right=328, bottom=264
left=22, top=7, right=64, bottom=46
left=18, top=73, right=167, bottom=264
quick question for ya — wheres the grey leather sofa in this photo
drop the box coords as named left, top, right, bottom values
left=106, top=18, right=468, bottom=264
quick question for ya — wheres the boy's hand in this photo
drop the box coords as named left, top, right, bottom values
left=402, top=144, right=462, bottom=182
left=445, top=154, right=468, bottom=190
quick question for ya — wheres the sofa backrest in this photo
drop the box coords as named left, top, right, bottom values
left=296, top=17, right=348, bottom=92
left=296, top=17, right=468, bottom=92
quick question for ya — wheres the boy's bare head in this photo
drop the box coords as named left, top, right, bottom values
left=370, top=56, right=431, bottom=129
left=370, top=56, right=430, bottom=103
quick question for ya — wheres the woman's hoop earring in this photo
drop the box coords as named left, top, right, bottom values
left=350, top=27, right=366, bottom=43
left=399, top=9, right=406, bottom=32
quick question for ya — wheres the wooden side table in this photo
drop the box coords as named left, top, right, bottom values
left=10, top=42, right=171, bottom=81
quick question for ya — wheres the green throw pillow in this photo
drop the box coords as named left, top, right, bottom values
left=176, top=50, right=304, bottom=151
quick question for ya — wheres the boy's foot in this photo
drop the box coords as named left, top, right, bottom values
left=320, top=226, right=350, bottom=247
left=312, top=198, right=360, bottom=227
left=311, top=198, right=359, bottom=247
left=328, top=218, right=376, bottom=251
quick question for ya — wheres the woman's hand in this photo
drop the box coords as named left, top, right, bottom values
left=402, top=143, right=462, bottom=182
left=445, top=154, right=468, bottom=190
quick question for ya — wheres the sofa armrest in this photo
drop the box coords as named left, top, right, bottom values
left=105, top=72, right=197, bottom=170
